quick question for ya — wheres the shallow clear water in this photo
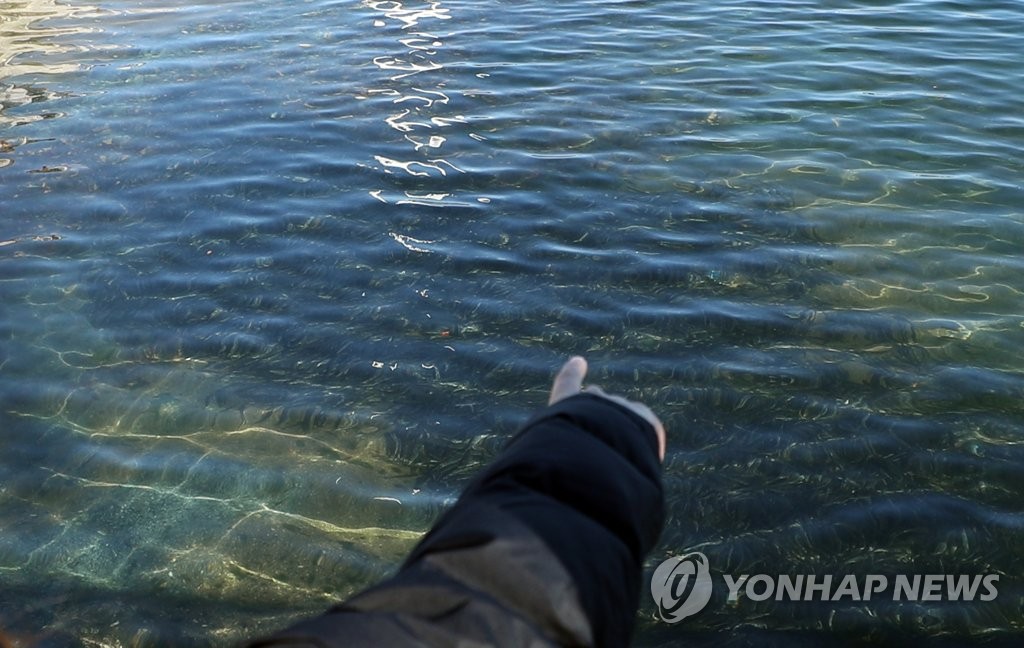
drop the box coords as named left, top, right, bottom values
left=1, top=0, right=1023, bottom=645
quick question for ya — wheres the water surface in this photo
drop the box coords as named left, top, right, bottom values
left=2, top=0, right=1023, bottom=645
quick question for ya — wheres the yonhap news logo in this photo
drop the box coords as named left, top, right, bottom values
left=651, top=553, right=1000, bottom=624
left=650, top=552, right=714, bottom=622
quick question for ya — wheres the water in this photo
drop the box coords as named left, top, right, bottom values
left=2, top=0, right=1023, bottom=644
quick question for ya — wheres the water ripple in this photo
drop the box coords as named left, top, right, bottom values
left=2, top=0, right=1024, bottom=644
